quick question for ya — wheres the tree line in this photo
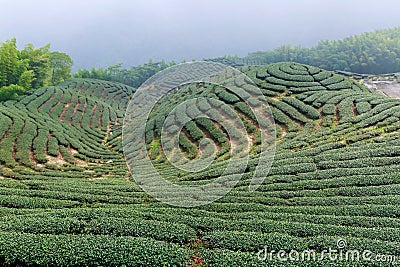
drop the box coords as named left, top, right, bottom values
left=74, top=61, right=174, bottom=88
left=0, top=39, right=73, bottom=101
left=231, top=27, right=400, bottom=74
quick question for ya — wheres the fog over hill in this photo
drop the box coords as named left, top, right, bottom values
left=1, top=0, right=400, bottom=69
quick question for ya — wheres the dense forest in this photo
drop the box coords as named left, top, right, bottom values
left=222, top=27, right=400, bottom=74
left=0, top=39, right=73, bottom=101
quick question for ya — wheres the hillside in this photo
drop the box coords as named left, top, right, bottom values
left=0, top=79, right=134, bottom=180
left=1, top=62, right=400, bottom=266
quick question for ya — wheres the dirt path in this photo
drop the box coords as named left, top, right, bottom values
left=365, top=81, right=400, bottom=98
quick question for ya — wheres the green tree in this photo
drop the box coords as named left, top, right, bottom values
left=0, top=84, right=25, bottom=101
left=18, top=70, right=34, bottom=89
left=20, top=43, right=51, bottom=88
left=50, top=51, right=73, bottom=85
left=0, top=39, right=72, bottom=101
left=0, top=39, right=19, bottom=87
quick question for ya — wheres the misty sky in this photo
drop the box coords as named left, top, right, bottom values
left=1, top=0, right=400, bottom=70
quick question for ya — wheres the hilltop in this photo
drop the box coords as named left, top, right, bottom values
left=0, top=62, right=400, bottom=266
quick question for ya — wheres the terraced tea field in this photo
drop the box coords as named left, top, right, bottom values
left=1, top=62, right=400, bottom=266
